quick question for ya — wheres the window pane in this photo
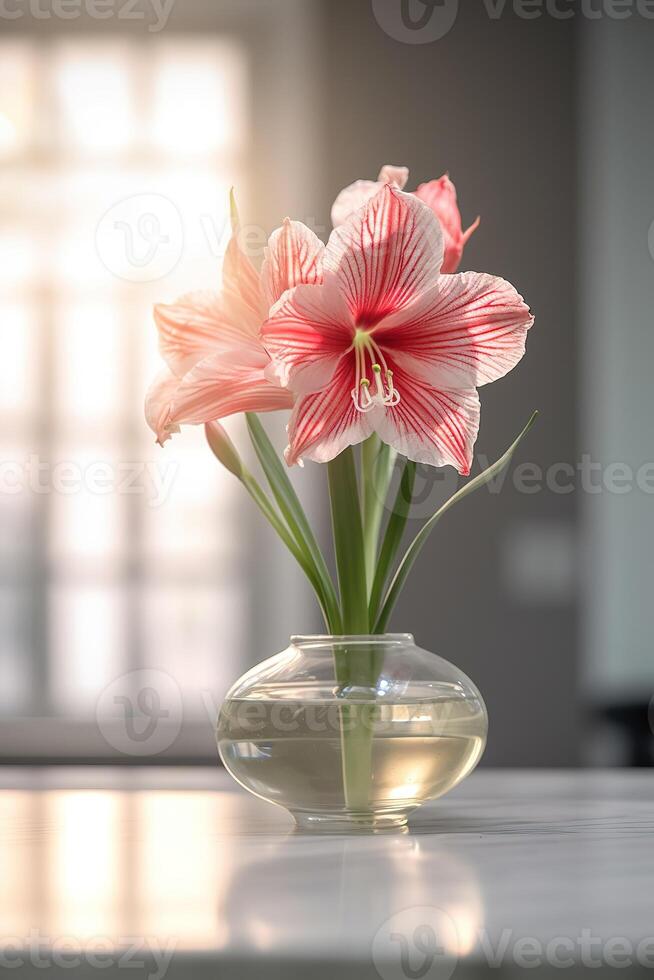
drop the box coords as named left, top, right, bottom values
left=0, top=233, right=40, bottom=295
left=150, top=41, right=247, bottom=157
left=51, top=43, right=134, bottom=156
left=140, top=582, right=245, bottom=715
left=0, top=304, right=38, bottom=420
left=0, top=36, right=252, bottom=753
left=0, top=442, right=35, bottom=561
left=54, top=302, right=125, bottom=427
left=48, top=444, right=127, bottom=566
left=0, top=41, right=37, bottom=158
left=49, top=585, right=128, bottom=714
left=0, top=588, right=32, bottom=713
left=141, top=427, right=240, bottom=566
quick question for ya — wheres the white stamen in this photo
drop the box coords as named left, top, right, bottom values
left=350, top=332, right=401, bottom=413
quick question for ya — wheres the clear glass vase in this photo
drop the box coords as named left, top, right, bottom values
left=217, top=633, right=487, bottom=833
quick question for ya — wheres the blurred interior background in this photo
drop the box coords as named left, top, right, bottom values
left=0, top=0, right=652, bottom=768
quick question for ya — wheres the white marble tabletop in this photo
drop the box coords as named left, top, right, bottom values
left=0, top=767, right=652, bottom=978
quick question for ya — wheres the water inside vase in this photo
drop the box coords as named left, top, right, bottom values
left=218, top=691, right=485, bottom=814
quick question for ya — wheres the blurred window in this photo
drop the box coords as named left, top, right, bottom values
left=0, top=36, right=250, bottom=749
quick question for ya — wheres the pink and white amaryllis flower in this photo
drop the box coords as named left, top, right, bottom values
left=145, top=205, right=324, bottom=445
left=331, top=165, right=480, bottom=274
left=263, top=184, right=533, bottom=473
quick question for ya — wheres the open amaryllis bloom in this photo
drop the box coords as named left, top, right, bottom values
left=331, top=165, right=480, bottom=274
left=264, top=185, right=533, bottom=473
left=145, top=204, right=326, bottom=444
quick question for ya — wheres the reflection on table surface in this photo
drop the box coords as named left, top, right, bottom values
left=0, top=768, right=482, bottom=959
left=0, top=767, right=653, bottom=971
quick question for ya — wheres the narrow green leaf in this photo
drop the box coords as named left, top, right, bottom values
left=241, top=473, right=335, bottom=630
left=205, top=421, right=336, bottom=631
left=327, top=448, right=369, bottom=633
left=368, top=458, right=416, bottom=626
left=246, top=413, right=342, bottom=632
left=374, top=412, right=539, bottom=633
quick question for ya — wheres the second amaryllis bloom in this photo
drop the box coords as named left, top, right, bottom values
left=331, top=164, right=480, bottom=274
left=145, top=201, right=325, bottom=445
left=263, top=184, right=533, bottom=473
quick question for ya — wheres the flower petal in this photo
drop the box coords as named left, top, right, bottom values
left=154, top=290, right=260, bottom=377
left=414, top=175, right=479, bottom=273
left=331, top=165, right=410, bottom=227
left=286, top=356, right=377, bottom=465
left=331, top=179, right=381, bottom=228
left=325, top=184, right=444, bottom=327
left=377, top=164, right=409, bottom=189
left=374, top=370, right=480, bottom=474
left=144, top=368, right=181, bottom=445
left=223, top=190, right=267, bottom=323
left=262, top=276, right=354, bottom=393
left=169, top=349, right=293, bottom=426
left=261, top=218, right=325, bottom=308
left=375, top=272, right=534, bottom=389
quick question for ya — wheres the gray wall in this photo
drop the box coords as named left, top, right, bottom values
left=579, top=19, right=654, bottom=706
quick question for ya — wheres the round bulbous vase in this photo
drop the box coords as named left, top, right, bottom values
left=217, top=633, right=487, bottom=834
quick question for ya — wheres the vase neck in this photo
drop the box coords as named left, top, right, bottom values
left=290, top=633, right=414, bottom=650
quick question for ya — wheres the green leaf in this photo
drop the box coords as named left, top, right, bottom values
left=374, top=412, right=539, bottom=633
left=246, top=413, right=342, bottom=632
left=327, top=448, right=369, bottom=633
left=368, top=458, right=416, bottom=626
left=205, top=423, right=336, bottom=630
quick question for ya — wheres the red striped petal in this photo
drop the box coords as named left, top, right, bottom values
left=286, top=356, right=376, bottom=465
left=331, top=179, right=381, bottom=228
left=262, top=277, right=354, bottom=393
left=170, top=349, right=293, bottom=426
left=154, top=290, right=261, bottom=377
left=325, top=185, right=444, bottom=328
left=375, top=272, right=534, bottom=389
left=374, top=367, right=480, bottom=474
left=262, top=218, right=324, bottom=308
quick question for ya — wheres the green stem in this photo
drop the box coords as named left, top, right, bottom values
left=327, top=448, right=369, bottom=634
left=327, top=450, right=378, bottom=812
left=361, top=436, right=396, bottom=596
left=368, top=459, right=416, bottom=629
